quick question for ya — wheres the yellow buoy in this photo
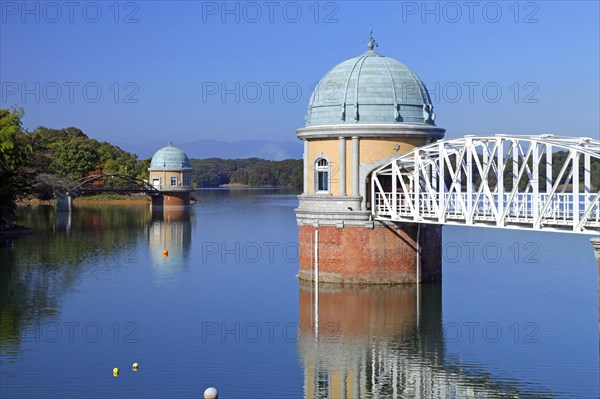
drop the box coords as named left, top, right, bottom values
left=132, top=362, right=139, bottom=371
left=113, top=367, right=119, bottom=377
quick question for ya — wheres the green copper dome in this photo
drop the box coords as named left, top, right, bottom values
left=149, top=143, right=191, bottom=170
left=306, top=37, right=436, bottom=127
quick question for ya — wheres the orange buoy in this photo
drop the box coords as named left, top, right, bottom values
left=163, top=249, right=168, bottom=256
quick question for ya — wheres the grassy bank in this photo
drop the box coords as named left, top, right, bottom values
left=16, top=194, right=150, bottom=206
left=74, top=194, right=150, bottom=203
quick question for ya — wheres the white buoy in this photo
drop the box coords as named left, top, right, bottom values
left=204, top=387, right=218, bottom=399
left=132, top=362, right=139, bottom=371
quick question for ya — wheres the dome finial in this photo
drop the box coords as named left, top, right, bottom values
left=367, top=27, right=378, bottom=51
left=168, top=141, right=172, bottom=146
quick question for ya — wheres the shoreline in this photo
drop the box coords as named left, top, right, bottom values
left=218, top=183, right=274, bottom=188
left=17, top=197, right=150, bottom=206
left=73, top=197, right=150, bottom=205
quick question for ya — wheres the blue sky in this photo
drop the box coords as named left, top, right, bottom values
left=1, top=1, right=599, bottom=153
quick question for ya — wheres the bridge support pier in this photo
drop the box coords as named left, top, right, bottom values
left=298, top=222, right=442, bottom=284
left=55, top=193, right=73, bottom=212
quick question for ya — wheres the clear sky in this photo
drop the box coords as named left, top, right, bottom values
left=1, top=1, right=599, bottom=148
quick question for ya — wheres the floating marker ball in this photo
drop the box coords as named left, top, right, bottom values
left=132, top=362, right=139, bottom=371
left=113, top=367, right=119, bottom=377
left=163, top=249, right=168, bottom=256
left=204, top=387, right=218, bottom=399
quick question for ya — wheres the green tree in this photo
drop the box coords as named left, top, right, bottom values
left=0, top=107, right=30, bottom=226
left=49, top=136, right=99, bottom=180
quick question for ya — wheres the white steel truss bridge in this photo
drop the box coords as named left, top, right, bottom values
left=371, top=135, right=600, bottom=234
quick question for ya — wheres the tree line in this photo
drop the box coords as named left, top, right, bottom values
left=0, top=108, right=303, bottom=228
left=190, top=158, right=303, bottom=188
left=0, top=108, right=149, bottom=227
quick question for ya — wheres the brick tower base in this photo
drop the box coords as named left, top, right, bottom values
left=150, top=192, right=190, bottom=208
left=298, top=223, right=442, bottom=284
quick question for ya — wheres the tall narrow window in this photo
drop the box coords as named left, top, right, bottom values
left=170, top=176, right=177, bottom=186
left=315, top=158, right=329, bottom=193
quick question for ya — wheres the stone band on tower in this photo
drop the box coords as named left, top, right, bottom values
left=295, top=34, right=445, bottom=284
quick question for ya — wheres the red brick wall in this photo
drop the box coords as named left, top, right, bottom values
left=151, top=192, right=190, bottom=207
left=298, top=224, right=442, bottom=284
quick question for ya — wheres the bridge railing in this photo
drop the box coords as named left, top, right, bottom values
left=373, top=192, right=600, bottom=233
left=374, top=192, right=600, bottom=227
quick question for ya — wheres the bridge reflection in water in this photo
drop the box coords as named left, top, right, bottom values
left=297, top=283, right=552, bottom=398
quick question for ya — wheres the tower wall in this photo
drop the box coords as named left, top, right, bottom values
left=148, top=170, right=192, bottom=189
left=298, top=223, right=442, bottom=284
left=304, top=135, right=435, bottom=197
left=151, top=192, right=190, bottom=208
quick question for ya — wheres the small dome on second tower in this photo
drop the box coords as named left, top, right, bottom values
left=149, top=142, right=191, bottom=170
left=306, top=35, right=436, bottom=127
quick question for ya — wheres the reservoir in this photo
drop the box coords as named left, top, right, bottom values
left=0, top=189, right=598, bottom=398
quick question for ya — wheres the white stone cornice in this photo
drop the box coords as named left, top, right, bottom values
left=148, top=167, right=192, bottom=172
left=296, top=123, right=445, bottom=140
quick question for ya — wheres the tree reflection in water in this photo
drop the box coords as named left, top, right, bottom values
left=0, top=205, right=151, bottom=357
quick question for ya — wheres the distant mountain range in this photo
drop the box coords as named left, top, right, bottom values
left=116, top=139, right=303, bottom=161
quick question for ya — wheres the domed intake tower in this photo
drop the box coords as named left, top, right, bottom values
left=148, top=142, right=193, bottom=208
left=295, top=34, right=445, bottom=284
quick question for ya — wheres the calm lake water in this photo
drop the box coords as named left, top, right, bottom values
left=1, top=189, right=598, bottom=398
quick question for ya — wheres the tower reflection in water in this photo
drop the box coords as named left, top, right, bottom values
left=146, top=208, right=192, bottom=283
left=298, top=283, right=443, bottom=398
left=297, top=282, right=551, bottom=398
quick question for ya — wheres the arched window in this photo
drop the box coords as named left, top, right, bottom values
left=315, top=158, right=329, bottom=193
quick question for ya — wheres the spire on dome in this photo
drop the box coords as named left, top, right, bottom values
left=367, top=28, right=378, bottom=51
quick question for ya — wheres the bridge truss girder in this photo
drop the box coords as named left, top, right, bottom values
left=371, top=135, right=600, bottom=234
left=69, top=174, right=160, bottom=196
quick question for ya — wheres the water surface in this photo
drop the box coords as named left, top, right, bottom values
left=0, top=190, right=598, bottom=398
